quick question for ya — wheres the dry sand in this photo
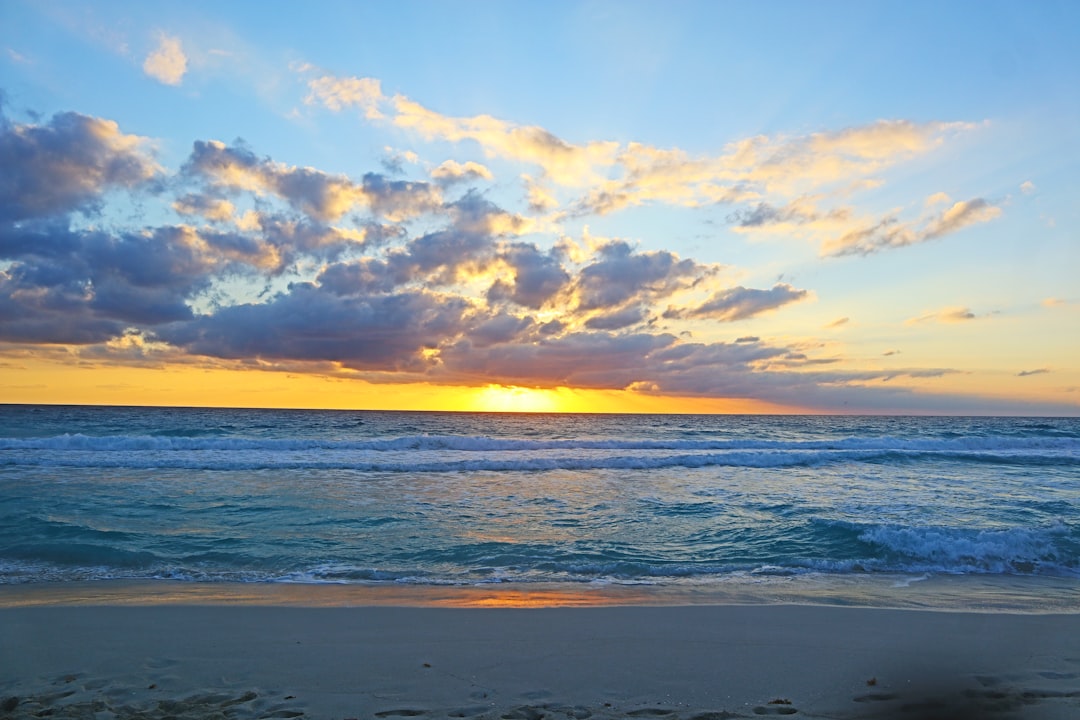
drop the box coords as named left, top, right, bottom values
left=2, top=587, right=1079, bottom=720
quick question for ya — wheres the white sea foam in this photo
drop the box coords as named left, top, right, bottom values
left=2, top=432, right=1078, bottom=453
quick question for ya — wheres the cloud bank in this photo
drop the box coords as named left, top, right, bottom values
left=0, top=71, right=1039, bottom=413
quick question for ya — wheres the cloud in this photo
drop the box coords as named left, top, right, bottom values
left=0, top=109, right=159, bottom=222
left=1017, top=368, right=1049, bottom=377
left=522, top=175, right=559, bottom=213
left=664, top=283, right=809, bottom=322
left=584, top=306, right=647, bottom=330
left=304, top=74, right=384, bottom=117
left=380, top=148, right=419, bottom=174
left=391, top=96, right=621, bottom=187
left=301, top=71, right=997, bottom=262
left=488, top=242, right=570, bottom=309
left=572, top=240, right=709, bottom=312
left=1020, top=181, right=1036, bottom=195
left=921, top=199, right=1002, bottom=241
left=184, top=139, right=442, bottom=222
left=0, top=224, right=233, bottom=343
left=5, top=91, right=1053, bottom=415
left=304, top=72, right=970, bottom=217
left=143, top=33, right=187, bottom=86
left=575, top=120, right=970, bottom=217
left=437, top=331, right=679, bottom=389
left=821, top=197, right=1001, bottom=256
left=430, top=160, right=493, bottom=185
left=826, top=317, right=849, bottom=328
left=173, top=193, right=236, bottom=223
left=157, top=283, right=475, bottom=372
left=906, top=306, right=978, bottom=325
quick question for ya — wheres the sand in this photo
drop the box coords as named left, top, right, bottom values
left=2, top=586, right=1080, bottom=720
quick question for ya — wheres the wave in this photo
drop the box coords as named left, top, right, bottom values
left=5, top=447, right=1079, bottom=472
left=4, top=528, right=1076, bottom=585
left=3, top=432, right=1079, bottom=453
left=854, top=521, right=1080, bottom=575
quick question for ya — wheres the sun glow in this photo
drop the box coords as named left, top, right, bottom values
left=469, top=384, right=562, bottom=413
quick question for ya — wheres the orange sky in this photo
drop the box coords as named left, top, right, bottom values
left=2, top=357, right=792, bottom=414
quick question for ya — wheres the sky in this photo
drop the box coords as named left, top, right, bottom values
left=0, top=0, right=1077, bottom=414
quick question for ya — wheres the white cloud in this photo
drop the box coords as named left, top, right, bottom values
left=143, top=33, right=187, bottom=86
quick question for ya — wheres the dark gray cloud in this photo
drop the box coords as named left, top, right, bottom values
left=317, top=259, right=401, bottom=295
left=156, top=283, right=474, bottom=372
left=574, top=240, right=707, bottom=311
left=584, top=306, right=646, bottom=330
left=469, top=314, right=535, bottom=348
left=0, top=108, right=158, bottom=223
left=1017, top=368, right=1049, bottom=377
left=665, top=283, right=808, bottom=322
left=438, top=331, right=677, bottom=389
left=489, top=243, right=570, bottom=309
left=0, top=223, right=225, bottom=343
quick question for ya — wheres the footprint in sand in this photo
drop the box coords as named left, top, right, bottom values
left=375, top=710, right=429, bottom=718
left=751, top=702, right=797, bottom=716
left=1037, top=671, right=1078, bottom=680
left=852, top=692, right=898, bottom=703
left=447, top=705, right=494, bottom=717
left=626, top=710, right=675, bottom=717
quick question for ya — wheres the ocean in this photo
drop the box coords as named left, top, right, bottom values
left=1, top=405, right=1078, bottom=609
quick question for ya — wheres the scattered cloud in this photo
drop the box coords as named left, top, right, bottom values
left=820, top=198, right=1001, bottom=256
left=6, top=48, right=31, bottom=64
left=906, top=306, right=979, bottom=325
left=304, top=74, right=384, bottom=117
left=431, top=160, right=493, bottom=185
left=664, top=283, right=810, bottom=322
left=1017, top=368, right=1049, bottom=377
left=1, top=66, right=1055, bottom=413
left=143, top=32, right=187, bottom=86
left=184, top=139, right=442, bottom=222
left=301, top=70, right=988, bottom=260
left=921, top=199, right=1002, bottom=241
left=1020, top=181, right=1036, bottom=194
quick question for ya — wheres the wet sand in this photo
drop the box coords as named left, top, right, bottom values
left=2, top=587, right=1080, bottom=719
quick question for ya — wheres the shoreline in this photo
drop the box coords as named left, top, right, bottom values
left=3, top=601, right=1080, bottom=719
left=3, top=574, right=1079, bottom=613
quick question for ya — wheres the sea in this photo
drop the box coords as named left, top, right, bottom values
left=1, top=405, right=1078, bottom=610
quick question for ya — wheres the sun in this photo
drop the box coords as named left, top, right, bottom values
left=469, top=384, right=562, bottom=413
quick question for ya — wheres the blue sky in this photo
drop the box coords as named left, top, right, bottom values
left=1, top=1, right=1077, bottom=413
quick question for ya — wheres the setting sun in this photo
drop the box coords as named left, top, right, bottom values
left=469, top=385, right=562, bottom=413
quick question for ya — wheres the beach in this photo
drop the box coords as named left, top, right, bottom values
left=3, top=409, right=1078, bottom=718
left=3, top=585, right=1080, bottom=720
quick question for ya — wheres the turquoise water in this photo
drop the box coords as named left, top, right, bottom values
left=1, top=406, right=1077, bottom=605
